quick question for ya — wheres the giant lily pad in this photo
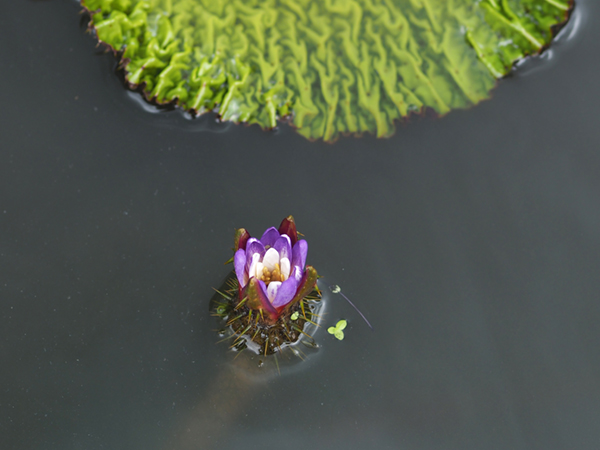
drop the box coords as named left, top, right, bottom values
left=81, top=0, right=573, bottom=141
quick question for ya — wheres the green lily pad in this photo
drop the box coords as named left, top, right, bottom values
left=81, top=0, right=572, bottom=141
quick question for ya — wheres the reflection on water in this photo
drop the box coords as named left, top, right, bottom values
left=125, top=91, right=236, bottom=134
left=165, top=363, right=256, bottom=450
left=514, top=3, right=584, bottom=77
left=166, top=287, right=328, bottom=450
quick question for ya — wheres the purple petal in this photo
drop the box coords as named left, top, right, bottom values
left=260, top=227, right=280, bottom=248
left=292, top=265, right=302, bottom=282
left=256, top=280, right=279, bottom=316
left=291, top=239, right=308, bottom=271
left=271, top=265, right=319, bottom=312
left=245, top=238, right=265, bottom=271
left=272, top=273, right=301, bottom=308
left=285, top=265, right=318, bottom=308
left=246, top=278, right=278, bottom=319
left=234, top=249, right=248, bottom=288
left=273, top=234, right=292, bottom=261
left=266, top=281, right=281, bottom=303
left=245, top=237, right=259, bottom=249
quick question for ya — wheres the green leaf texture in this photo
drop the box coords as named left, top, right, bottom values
left=81, top=0, right=572, bottom=141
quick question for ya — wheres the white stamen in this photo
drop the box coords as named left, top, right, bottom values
left=262, top=248, right=280, bottom=271
left=248, top=253, right=261, bottom=280
left=255, top=262, right=264, bottom=279
left=280, top=257, right=291, bottom=280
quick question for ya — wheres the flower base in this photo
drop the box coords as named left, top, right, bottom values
left=211, top=271, right=322, bottom=356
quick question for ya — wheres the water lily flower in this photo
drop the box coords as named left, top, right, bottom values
left=232, top=216, right=318, bottom=322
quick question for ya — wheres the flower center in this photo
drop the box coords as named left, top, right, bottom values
left=248, top=247, right=291, bottom=287
left=259, top=263, right=286, bottom=285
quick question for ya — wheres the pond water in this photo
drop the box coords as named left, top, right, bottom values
left=2, top=1, right=599, bottom=449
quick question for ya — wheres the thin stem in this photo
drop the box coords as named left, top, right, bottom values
left=329, top=285, right=374, bottom=330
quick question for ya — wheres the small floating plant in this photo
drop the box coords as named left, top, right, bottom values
left=211, top=216, right=322, bottom=357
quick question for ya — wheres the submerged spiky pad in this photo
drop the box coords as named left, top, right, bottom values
left=211, top=272, right=322, bottom=356
left=81, top=0, right=572, bottom=141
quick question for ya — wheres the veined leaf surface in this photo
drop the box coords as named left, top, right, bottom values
left=81, top=0, right=572, bottom=141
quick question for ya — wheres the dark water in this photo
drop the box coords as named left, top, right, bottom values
left=2, top=1, right=599, bottom=449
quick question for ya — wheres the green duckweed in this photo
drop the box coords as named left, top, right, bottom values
left=328, top=319, right=347, bottom=340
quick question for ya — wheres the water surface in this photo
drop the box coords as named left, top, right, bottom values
left=1, top=1, right=599, bottom=449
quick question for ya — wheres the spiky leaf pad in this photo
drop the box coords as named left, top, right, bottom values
left=210, top=272, right=322, bottom=356
left=81, top=0, right=572, bottom=141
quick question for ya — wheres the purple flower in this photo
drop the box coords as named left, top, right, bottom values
left=232, top=216, right=317, bottom=321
